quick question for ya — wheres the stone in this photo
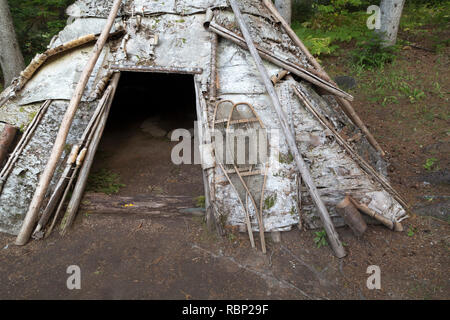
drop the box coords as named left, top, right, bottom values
left=334, top=75, right=357, bottom=91
left=140, top=117, right=167, bottom=137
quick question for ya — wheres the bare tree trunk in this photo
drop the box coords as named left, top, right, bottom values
left=0, top=0, right=25, bottom=86
left=275, top=0, right=292, bottom=25
left=378, top=0, right=405, bottom=47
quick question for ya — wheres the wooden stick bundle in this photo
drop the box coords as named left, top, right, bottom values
left=32, top=144, right=80, bottom=238
left=292, top=85, right=408, bottom=210
left=194, top=80, right=225, bottom=236
left=228, top=0, right=346, bottom=258
left=33, top=85, right=114, bottom=236
left=262, top=0, right=384, bottom=156
left=0, top=100, right=51, bottom=193
left=15, top=0, right=123, bottom=246
left=60, top=72, right=121, bottom=235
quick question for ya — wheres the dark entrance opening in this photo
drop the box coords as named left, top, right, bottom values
left=87, top=71, right=204, bottom=199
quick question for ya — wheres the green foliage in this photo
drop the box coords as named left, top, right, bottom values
left=352, top=33, right=398, bottom=70
left=423, top=158, right=438, bottom=171
left=195, top=195, right=206, bottom=208
left=398, top=82, right=426, bottom=103
left=314, top=0, right=363, bottom=15
left=264, top=194, right=277, bottom=210
left=292, top=0, right=448, bottom=65
left=313, top=229, right=328, bottom=248
left=86, top=168, right=125, bottom=195
left=292, top=0, right=371, bottom=56
left=279, top=152, right=294, bottom=164
left=8, top=0, right=74, bottom=63
left=407, top=226, right=417, bottom=237
left=401, top=1, right=450, bottom=33
left=400, top=1, right=450, bottom=52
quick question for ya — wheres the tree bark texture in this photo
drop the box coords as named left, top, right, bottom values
left=378, top=0, right=405, bottom=47
left=0, top=0, right=25, bottom=86
left=275, top=0, right=292, bottom=25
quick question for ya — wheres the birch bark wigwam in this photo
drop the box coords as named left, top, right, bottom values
left=0, top=0, right=408, bottom=246
left=0, top=0, right=25, bottom=86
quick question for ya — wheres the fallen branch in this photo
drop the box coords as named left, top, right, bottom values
left=78, top=193, right=201, bottom=217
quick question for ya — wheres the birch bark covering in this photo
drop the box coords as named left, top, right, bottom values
left=0, top=0, right=407, bottom=236
left=0, top=0, right=25, bottom=86
left=378, top=0, right=405, bottom=47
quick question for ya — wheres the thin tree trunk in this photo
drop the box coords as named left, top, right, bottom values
left=0, top=0, right=25, bottom=86
left=275, top=0, right=292, bottom=25
left=377, top=0, right=405, bottom=47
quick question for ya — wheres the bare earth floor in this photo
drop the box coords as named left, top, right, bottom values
left=0, top=209, right=448, bottom=299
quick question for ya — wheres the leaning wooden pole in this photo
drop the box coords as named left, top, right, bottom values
left=228, top=0, right=346, bottom=258
left=262, top=0, right=384, bottom=156
left=60, top=73, right=120, bottom=235
left=15, top=0, right=122, bottom=246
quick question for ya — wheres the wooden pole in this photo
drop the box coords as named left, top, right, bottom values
left=218, top=162, right=256, bottom=249
left=336, top=196, right=367, bottom=236
left=194, top=79, right=224, bottom=235
left=207, top=22, right=353, bottom=101
left=228, top=0, right=346, bottom=258
left=0, top=124, right=17, bottom=165
left=262, top=0, right=385, bottom=156
left=60, top=73, right=120, bottom=235
left=209, top=32, right=219, bottom=101
left=271, top=70, right=289, bottom=85
left=32, top=144, right=79, bottom=236
left=15, top=0, right=122, bottom=246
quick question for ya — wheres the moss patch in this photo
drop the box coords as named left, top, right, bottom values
left=86, top=169, right=125, bottom=195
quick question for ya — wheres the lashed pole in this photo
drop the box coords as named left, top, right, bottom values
left=228, top=0, right=346, bottom=258
left=15, top=0, right=123, bottom=245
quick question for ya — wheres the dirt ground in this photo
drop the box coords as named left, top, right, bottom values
left=0, top=44, right=449, bottom=300
left=0, top=204, right=448, bottom=299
